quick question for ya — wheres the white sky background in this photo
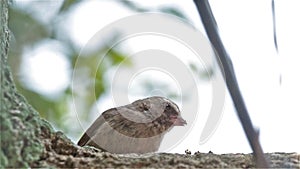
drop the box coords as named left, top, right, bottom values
left=21, top=0, right=300, bottom=154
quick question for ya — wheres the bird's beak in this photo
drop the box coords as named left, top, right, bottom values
left=173, top=116, right=187, bottom=126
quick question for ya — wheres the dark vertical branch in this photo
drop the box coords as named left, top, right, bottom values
left=193, top=0, right=269, bottom=167
left=272, top=0, right=278, bottom=53
left=272, top=0, right=282, bottom=84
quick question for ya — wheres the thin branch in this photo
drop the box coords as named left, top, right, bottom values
left=193, top=0, right=269, bottom=167
left=272, top=0, right=282, bottom=85
left=272, top=0, right=278, bottom=53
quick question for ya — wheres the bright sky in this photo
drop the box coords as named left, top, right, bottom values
left=23, top=0, right=300, bottom=154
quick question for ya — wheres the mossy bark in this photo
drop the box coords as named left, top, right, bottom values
left=1, top=0, right=53, bottom=167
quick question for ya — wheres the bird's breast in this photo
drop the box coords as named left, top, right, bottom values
left=88, top=121, right=165, bottom=154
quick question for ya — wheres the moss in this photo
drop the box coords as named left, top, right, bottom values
left=1, top=0, right=52, bottom=167
left=0, top=150, right=8, bottom=168
left=0, top=89, right=48, bottom=167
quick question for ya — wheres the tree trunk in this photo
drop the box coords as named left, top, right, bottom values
left=1, top=0, right=52, bottom=167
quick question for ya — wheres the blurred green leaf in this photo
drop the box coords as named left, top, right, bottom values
left=59, top=0, right=81, bottom=13
left=118, top=1, right=189, bottom=21
left=9, top=7, right=49, bottom=48
left=8, top=6, right=49, bottom=77
left=118, top=0, right=148, bottom=12
left=189, top=62, right=214, bottom=80
left=159, top=7, right=188, bottom=20
left=95, top=65, right=106, bottom=100
left=106, top=47, right=131, bottom=66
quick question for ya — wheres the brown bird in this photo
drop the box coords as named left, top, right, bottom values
left=77, top=96, right=187, bottom=154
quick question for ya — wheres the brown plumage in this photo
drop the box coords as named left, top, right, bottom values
left=77, top=96, right=187, bottom=154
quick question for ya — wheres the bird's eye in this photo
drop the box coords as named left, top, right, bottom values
left=166, top=104, right=171, bottom=110
left=143, top=106, right=149, bottom=111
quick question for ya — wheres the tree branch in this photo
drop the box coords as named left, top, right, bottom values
left=193, top=0, right=269, bottom=167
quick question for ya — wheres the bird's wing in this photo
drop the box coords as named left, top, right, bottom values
left=77, top=108, right=118, bottom=146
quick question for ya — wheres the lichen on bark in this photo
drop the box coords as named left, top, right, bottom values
left=0, top=0, right=53, bottom=167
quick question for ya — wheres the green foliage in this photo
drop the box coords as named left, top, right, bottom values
left=159, top=7, right=188, bottom=20
left=107, top=47, right=131, bottom=66
left=119, top=0, right=148, bottom=12
left=189, top=62, right=214, bottom=80
left=9, top=7, right=49, bottom=47
left=120, top=0, right=189, bottom=21
left=59, top=0, right=81, bottom=13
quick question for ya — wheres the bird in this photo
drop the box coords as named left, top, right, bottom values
left=77, top=96, right=187, bottom=154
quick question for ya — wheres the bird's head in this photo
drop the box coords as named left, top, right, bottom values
left=131, top=96, right=187, bottom=129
